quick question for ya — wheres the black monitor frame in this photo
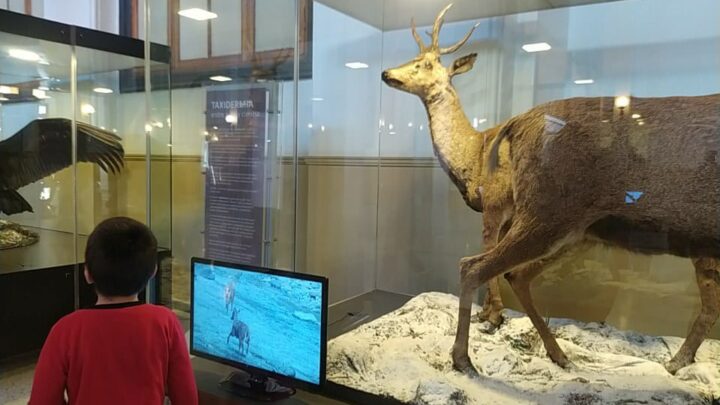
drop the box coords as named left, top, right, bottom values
left=190, top=257, right=329, bottom=391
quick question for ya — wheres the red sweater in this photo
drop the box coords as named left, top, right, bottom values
left=29, top=302, right=198, bottom=405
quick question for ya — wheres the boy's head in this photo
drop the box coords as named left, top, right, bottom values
left=85, top=217, right=158, bottom=297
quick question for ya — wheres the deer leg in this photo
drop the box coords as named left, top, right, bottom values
left=477, top=276, right=504, bottom=327
left=477, top=218, right=511, bottom=328
left=666, top=257, right=720, bottom=374
left=452, top=274, right=482, bottom=374
left=452, top=219, right=578, bottom=373
left=505, top=261, right=570, bottom=368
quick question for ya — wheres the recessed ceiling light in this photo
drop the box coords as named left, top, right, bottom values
left=0, top=85, right=19, bottom=95
left=210, top=75, right=232, bottom=82
left=522, top=42, right=551, bottom=53
left=574, top=79, right=594, bottom=85
left=631, top=113, right=641, bottom=119
left=93, top=87, right=113, bottom=94
left=311, top=97, right=324, bottom=102
left=178, top=8, right=218, bottom=21
left=9, top=48, right=41, bottom=61
left=345, top=62, right=369, bottom=69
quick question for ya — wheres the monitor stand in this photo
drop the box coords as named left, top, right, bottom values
left=218, top=369, right=296, bottom=402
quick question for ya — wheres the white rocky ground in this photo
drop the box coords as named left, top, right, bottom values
left=327, top=292, right=720, bottom=405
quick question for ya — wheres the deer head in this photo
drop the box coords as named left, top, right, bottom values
left=381, top=4, right=479, bottom=101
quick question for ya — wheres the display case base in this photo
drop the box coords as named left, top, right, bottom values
left=327, top=292, right=720, bottom=404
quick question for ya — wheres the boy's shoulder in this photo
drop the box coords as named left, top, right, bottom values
left=58, top=303, right=178, bottom=328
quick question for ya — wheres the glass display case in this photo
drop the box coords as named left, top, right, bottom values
left=165, top=0, right=720, bottom=402
left=296, top=0, right=719, bottom=403
left=0, top=9, right=170, bottom=359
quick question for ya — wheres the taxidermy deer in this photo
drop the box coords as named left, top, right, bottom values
left=382, top=3, right=720, bottom=375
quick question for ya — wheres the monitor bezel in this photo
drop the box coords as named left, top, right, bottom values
left=190, top=257, right=329, bottom=391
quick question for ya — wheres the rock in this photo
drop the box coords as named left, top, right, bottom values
left=413, top=380, right=467, bottom=405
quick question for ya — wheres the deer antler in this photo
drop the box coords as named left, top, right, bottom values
left=440, top=22, right=480, bottom=54
left=411, top=18, right=427, bottom=52
left=422, top=4, right=478, bottom=55
left=431, top=3, right=453, bottom=50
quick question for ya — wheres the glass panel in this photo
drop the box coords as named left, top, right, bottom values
left=34, top=0, right=122, bottom=36
left=73, top=46, right=148, bottom=306
left=255, top=0, right=295, bottom=52
left=8, top=0, right=23, bottom=13
left=210, top=0, right=242, bottom=56
left=179, top=0, right=209, bottom=60
left=142, top=0, right=173, bottom=307
left=138, top=0, right=169, bottom=45
left=296, top=1, right=383, bottom=305
left=317, top=0, right=720, bottom=402
left=170, top=1, right=299, bottom=311
left=0, top=30, right=75, bottom=360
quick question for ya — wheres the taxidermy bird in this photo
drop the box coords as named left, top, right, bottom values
left=0, top=118, right=124, bottom=215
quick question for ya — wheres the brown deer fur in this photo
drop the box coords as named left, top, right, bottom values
left=382, top=3, right=720, bottom=376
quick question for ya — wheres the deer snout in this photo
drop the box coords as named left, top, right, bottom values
left=381, top=70, right=403, bottom=88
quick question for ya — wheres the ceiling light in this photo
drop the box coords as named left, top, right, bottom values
left=311, top=97, right=324, bottom=102
left=522, top=42, right=551, bottom=53
left=210, top=75, right=232, bottom=82
left=631, top=113, right=641, bottom=119
left=9, top=48, right=41, bottom=61
left=614, top=95, right=630, bottom=108
left=178, top=8, right=218, bottom=21
left=574, top=79, right=594, bottom=85
left=93, top=87, right=113, bottom=94
left=0, top=96, right=8, bottom=101
left=81, top=103, right=95, bottom=115
left=32, top=89, right=47, bottom=99
left=38, top=86, right=49, bottom=91
left=345, top=62, right=369, bottom=69
left=0, top=85, right=19, bottom=95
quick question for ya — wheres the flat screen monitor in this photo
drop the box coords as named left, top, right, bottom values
left=190, top=257, right=328, bottom=391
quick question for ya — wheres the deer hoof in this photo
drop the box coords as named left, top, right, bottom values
left=477, top=308, right=504, bottom=329
left=452, top=356, right=479, bottom=377
left=665, top=358, right=691, bottom=375
left=549, top=351, right=571, bottom=369
left=451, top=345, right=476, bottom=375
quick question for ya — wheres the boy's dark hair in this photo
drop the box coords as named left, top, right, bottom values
left=85, top=217, right=158, bottom=296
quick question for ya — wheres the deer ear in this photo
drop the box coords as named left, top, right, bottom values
left=450, top=53, right=477, bottom=77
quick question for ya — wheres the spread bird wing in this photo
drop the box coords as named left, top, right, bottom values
left=0, top=118, right=124, bottom=190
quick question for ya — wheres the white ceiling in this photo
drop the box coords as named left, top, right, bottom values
left=316, top=0, right=623, bottom=30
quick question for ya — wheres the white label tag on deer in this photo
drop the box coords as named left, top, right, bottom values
left=544, top=114, right=566, bottom=134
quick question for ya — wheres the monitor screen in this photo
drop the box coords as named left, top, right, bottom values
left=190, top=258, right=328, bottom=387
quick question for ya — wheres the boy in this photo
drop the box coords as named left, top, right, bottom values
left=29, top=217, right=198, bottom=405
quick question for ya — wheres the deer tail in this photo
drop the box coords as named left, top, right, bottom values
left=487, top=118, right=517, bottom=175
